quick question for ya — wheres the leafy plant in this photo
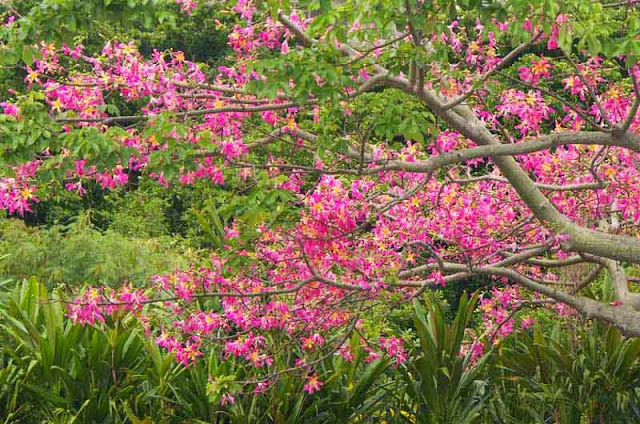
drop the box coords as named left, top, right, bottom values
left=401, top=293, right=490, bottom=424
left=0, top=215, right=196, bottom=288
left=494, top=318, right=640, bottom=424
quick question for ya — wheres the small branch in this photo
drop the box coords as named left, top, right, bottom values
left=448, top=174, right=603, bottom=192
left=237, top=316, right=359, bottom=385
left=569, top=264, right=604, bottom=295
left=616, top=68, right=640, bottom=134
left=56, top=101, right=314, bottom=124
left=495, top=70, right=607, bottom=132
left=278, top=12, right=313, bottom=47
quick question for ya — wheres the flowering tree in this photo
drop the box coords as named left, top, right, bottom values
left=2, top=0, right=640, bottom=393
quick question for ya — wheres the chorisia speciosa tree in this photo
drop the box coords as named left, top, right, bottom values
left=2, top=0, right=640, bottom=393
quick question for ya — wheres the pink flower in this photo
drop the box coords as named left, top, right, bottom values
left=303, top=373, right=323, bottom=395
left=254, top=381, right=271, bottom=394
left=220, top=393, right=235, bottom=406
left=519, top=56, right=553, bottom=86
left=520, top=317, right=534, bottom=329
left=301, top=333, right=325, bottom=351
left=338, top=344, right=354, bottom=362
left=65, top=182, right=87, bottom=196
left=547, top=28, right=559, bottom=50
left=175, top=0, right=197, bottom=14
left=470, top=341, right=485, bottom=360
left=364, top=347, right=382, bottom=363
left=0, top=102, right=19, bottom=117
left=281, top=40, right=289, bottom=54
left=379, top=337, right=407, bottom=367
left=225, top=225, right=240, bottom=239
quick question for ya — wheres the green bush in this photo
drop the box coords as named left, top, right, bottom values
left=0, top=214, right=197, bottom=289
left=0, top=278, right=406, bottom=424
left=400, top=293, right=491, bottom=424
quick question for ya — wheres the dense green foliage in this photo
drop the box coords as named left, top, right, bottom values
left=2, top=277, right=640, bottom=423
left=2, top=0, right=640, bottom=423
left=0, top=216, right=195, bottom=288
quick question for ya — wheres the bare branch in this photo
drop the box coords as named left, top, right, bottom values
left=56, top=101, right=312, bottom=124
left=617, top=68, right=640, bottom=134
left=449, top=174, right=603, bottom=192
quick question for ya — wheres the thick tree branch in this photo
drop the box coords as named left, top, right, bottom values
left=442, top=263, right=640, bottom=337
left=385, top=75, right=640, bottom=265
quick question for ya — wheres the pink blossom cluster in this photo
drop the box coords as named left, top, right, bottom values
left=0, top=101, right=19, bottom=117
left=175, top=0, right=197, bottom=15
left=479, top=286, right=529, bottom=341
left=496, top=89, right=555, bottom=137
left=66, top=284, right=147, bottom=325
left=0, top=161, right=40, bottom=216
left=518, top=56, right=553, bottom=87
left=379, top=336, right=408, bottom=367
left=0, top=179, right=37, bottom=216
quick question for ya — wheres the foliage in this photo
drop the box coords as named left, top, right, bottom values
left=2, top=0, right=640, bottom=422
left=0, top=278, right=407, bottom=424
left=484, top=277, right=640, bottom=424
left=401, top=293, right=490, bottom=424
left=0, top=214, right=196, bottom=288
left=492, top=321, right=640, bottom=424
